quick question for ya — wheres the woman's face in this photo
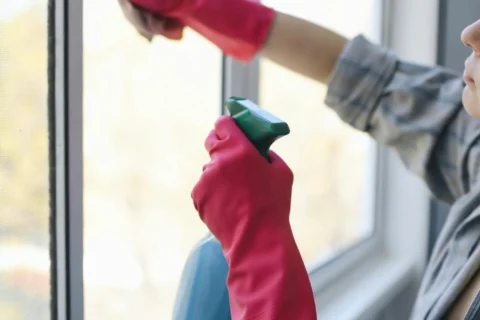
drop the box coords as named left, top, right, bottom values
left=461, top=19, right=480, bottom=118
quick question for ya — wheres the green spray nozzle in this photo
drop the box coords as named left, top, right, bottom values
left=225, top=97, right=290, bottom=161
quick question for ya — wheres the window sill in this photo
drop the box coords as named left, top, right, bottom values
left=311, top=255, right=415, bottom=320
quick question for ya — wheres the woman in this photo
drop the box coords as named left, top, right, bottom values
left=120, top=0, right=480, bottom=319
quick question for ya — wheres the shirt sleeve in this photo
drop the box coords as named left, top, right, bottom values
left=325, top=34, right=480, bottom=203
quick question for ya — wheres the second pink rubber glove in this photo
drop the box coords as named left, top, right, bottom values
left=192, top=116, right=317, bottom=320
left=128, top=0, right=275, bottom=63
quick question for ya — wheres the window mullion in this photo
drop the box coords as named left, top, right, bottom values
left=52, top=0, right=84, bottom=319
left=222, top=56, right=260, bottom=114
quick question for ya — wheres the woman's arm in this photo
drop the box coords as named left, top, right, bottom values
left=260, top=11, right=348, bottom=84
left=120, top=1, right=347, bottom=81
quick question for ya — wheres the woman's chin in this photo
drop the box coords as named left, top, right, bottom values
left=462, top=86, right=480, bottom=119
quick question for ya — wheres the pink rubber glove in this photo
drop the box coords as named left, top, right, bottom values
left=128, top=0, right=276, bottom=63
left=192, top=116, right=317, bottom=320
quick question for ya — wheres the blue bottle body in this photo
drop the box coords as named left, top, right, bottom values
left=172, top=234, right=231, bottom=320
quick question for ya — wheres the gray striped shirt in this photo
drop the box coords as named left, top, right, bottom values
left=325, top=34, right=480, bottom=320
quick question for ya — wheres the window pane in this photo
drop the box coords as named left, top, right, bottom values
left=83, top=1, right=222, bottom=319
left=0, top=2, right=51, bottom=320
left=259, top=0, right=378, bottom=263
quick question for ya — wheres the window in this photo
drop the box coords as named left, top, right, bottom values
left=259, top=0, right=379, bottom=264
left=81, top=0, right=382, bottom=317
left=83, top=1, right=221, bottom=319
left=0, top=1, right=51, bottom=319
left=2, top=0, right=436, bottom=319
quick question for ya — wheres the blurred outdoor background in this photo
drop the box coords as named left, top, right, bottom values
left=1, top=0, right=377, bottom=319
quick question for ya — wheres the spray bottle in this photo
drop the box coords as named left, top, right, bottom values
left=172, top=97, right=290, bottom=320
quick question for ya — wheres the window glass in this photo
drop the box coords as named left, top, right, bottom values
left=0, top=1, right=51, bottom=319
left=259, top=0, right=378, bottom=263
left=83, top=1, right=222, bottom=319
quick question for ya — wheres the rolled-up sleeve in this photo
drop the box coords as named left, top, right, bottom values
left=325, top=34, right=480, bottom=203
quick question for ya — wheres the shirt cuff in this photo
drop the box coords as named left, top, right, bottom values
left=324, top=34, right=398, bottom=132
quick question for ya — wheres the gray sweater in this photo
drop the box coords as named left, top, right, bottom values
left=326, top=34, right=480, bottom=320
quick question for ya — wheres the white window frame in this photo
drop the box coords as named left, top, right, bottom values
left=52, top=0, right=438, bottom=319
left=307, top=0, right=438, bottom=318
